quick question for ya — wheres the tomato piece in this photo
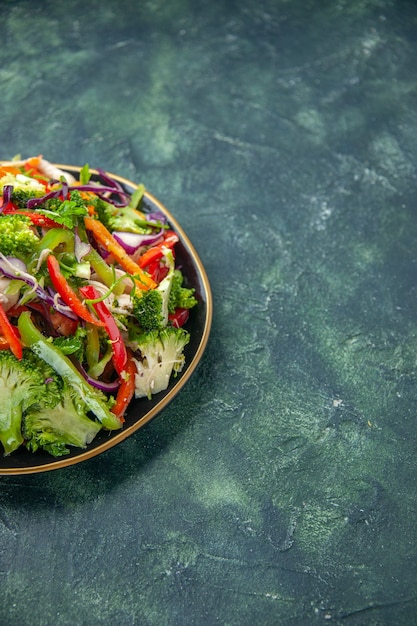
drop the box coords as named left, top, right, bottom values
left=145, top=259, right=169, bottom=283
left=6, top=304, right=31, bottom=318
left=49, top=310, right=79, bottom=337
left=168, top=307, right=190, bottom=328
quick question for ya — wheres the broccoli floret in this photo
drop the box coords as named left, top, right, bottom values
left=93, top=185, right=158, bottom=234
left=0, top=345, right=106, bottom=457
left=91, top=197, right=115, bottom=231
left=131, top=248, right=177, bottom=332
left=168, top=269, right=198, bottom=314
left=52, top=325, right=87, bottom=362
left=1, top=173, right=45, bottom=209
left=0, top=214, right=40, bottom=260
left=24, top=380, right=102, bottom=457
left=18, top=310, right=121, bottom=433
left=132, top=327, right=190, bottom=399
left=41, top=195, right=89, bottom=228
left=10, top=188, right=45, bottom=209
left=132, top=289, right=165, bottom=332
left=0, top=349, right=60, bottom=455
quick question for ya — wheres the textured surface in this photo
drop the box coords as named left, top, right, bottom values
left=1, top=1, right=417, bottom=624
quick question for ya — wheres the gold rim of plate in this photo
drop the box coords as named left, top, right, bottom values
left=0, top=163, right=213, bottom=474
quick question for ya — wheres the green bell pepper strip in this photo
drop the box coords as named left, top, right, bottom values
left=80, top=285, right=127, bottom=376
left=84, top=248, right=125, bottom=296
left=18, top=311, right=122, bottom=431
left=83, top=323, right=114, bottom=379
left=37, top=228, right=74, bottom=254
left=85, top=323, right=100, bottom=371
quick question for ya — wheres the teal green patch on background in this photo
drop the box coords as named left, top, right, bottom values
left=1, top=0, right=417, bottom=624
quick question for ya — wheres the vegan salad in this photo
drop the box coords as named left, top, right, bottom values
left=0, top=156, right=197, bottom=457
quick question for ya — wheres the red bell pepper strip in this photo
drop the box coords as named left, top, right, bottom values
left=111, top=349, right=136, bottom=422
left=79, top=285, right=127, bottom=376
left=0, top=337, right=10, bottom=350
left=47, top=255, right=103, bottom=327
left=0, top=302, right=23, bottom=359
left=2, top=205, right=63, bottom=229
left=138, top=231, right=179, bottom=269
left=20, top=211, right=63, bottom=228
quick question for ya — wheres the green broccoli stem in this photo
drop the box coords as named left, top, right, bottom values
left=18, top=312, right=122, bottom=431
left=0, top=400, right=24, bottom=455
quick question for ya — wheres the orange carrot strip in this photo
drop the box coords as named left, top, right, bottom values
left=84, top=216, right=157, bottom=290
left=0, top=165, right=21, bottom=177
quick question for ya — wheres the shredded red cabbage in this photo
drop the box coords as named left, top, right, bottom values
left=26, top=182, right=131, bottom=210
left=112, top=230, right=164, bottom=254
left=69, top=184, right=131, bottom=207
left=1, top=185, right=13, bottom=210
left=27, top=187, right=64, bottom=209
left=147, top=212, right=167, bottom=224
left=0, top=255, right=77, bottom=319
left=96, top=168, right=125, bottom=192
left=76, top=362, right=121, bottom=393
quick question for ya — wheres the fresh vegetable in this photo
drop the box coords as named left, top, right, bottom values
left=153, top=247, right=176, bottom=326
left=0, top=337, right=10, bottom=350
left=0, top=172, right=45, bottom=205
left=168, top=307, right=191, bottom=328
left=84, top=216, right=157, bottom=290
left=111, top=349, right=136, bottom=421
left=0, top=156, right=198, bottom=457
left=93, top=183, right=149, bottom=233
left=0, top=345, right=104, bottom=457
left=0, top=349, right=59, bottom=455
left=7, top=186, right=46, bottom=209
left=46, top=254, right=102, bottom=327
left=18, top=311, right=122, bottom=432
left=0, top=301, right=22, bottom=360
left=138, top=231, right=179, bottom=269
left=168, top=269, right=198, bottom=314
left=131, top=289, right=165, bottom=332
left=2, top=208, right=63, bottom=229
left=23, top=378, right=102, bottom=457
left=131, top=327, right=190, bottom=399
left=0, top=214, right=40, bottom=260
left=79, top=285, right=127, bottom=375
